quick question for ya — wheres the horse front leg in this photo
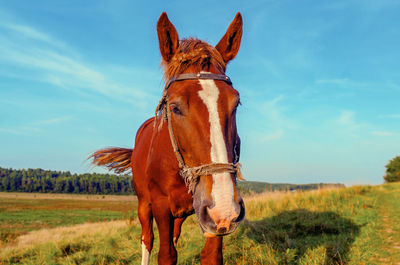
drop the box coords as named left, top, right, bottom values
left=173, top=216, right=186, bottom=246
left=200, top=236, right=223, bottom=265
left=152, top=197, right=177, bottom=265
left=138, top=200, right=154, bottom=265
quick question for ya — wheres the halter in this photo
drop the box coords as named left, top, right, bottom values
left=155, top=72, right=244, bottom=193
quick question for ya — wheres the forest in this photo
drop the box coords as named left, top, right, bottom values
left=0, top=167, right=135, bottom=195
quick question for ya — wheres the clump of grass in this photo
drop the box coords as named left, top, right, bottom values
left=0, top=230, right=24, bottom=247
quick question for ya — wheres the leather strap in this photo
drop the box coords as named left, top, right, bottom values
left=165, top=73, right=232, bottom=90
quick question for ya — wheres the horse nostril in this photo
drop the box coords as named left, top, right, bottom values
left=215, top=219, right=231, bottom=234
left=217, top=227, right=227, bottom=234
left=196, top=200, right=216, bottom=230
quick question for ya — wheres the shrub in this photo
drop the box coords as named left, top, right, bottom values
left=383, top=156, right=400, bottom=183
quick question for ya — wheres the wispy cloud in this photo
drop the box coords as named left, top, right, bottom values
left=370, top=131, right=395, bottom=136
left=254, top=95, right=299, bottom=142
left=0, top=116, right=72, bottom=135
left=259, top=95, right=293, bottom=128
left=258, top=58, right=281, bottom=78
left=315, top=78, right=350, bottom=86
left=0, top=22, right=65, bottom=48
left=0, top=126, right=41, bottom=135
left=0, top=20, right=154, bottom=107
left=321, top=0, right=400, bottom=12
left=336, top=110, right=355, bottom=125
left=387, top=82, right=400, bottom=91
left=334, top=110, right=366, bottom=137
left=261, top=129, right=284, bottom=142
left=0, top=127, right=25, bottom=135
left=330, top=111, right=399, bottom=139
left=360, top=0, right=400, bottom=11
left=31, top=116, right=73, bottom=126
left=315, top=78, right=371, bottom=90
left=385, top=114, right=400, bottom=119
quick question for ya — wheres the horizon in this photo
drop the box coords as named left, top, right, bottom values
left=1, top=1, right=400, bottom=186
left=0, top=164, right=349, bottom=185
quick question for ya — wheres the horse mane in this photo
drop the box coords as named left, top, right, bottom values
left=161, top=38, right=226, bottom=80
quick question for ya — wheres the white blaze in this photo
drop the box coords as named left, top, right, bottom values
left=141, top=239, right=150, bottom=265
left=198, top=79, right=237, bottom=220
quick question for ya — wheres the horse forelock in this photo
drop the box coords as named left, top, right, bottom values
left=161, top=38, right=226, bottom=81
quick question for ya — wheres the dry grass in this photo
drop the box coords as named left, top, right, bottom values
left=243, top=185, right=344, bottom=202
left=1, top=220, right=137, bottom=256
left=242, top=185, right=349, bottom=221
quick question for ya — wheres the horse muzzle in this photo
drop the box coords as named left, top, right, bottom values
left=193, top=197, right=245, bottom=237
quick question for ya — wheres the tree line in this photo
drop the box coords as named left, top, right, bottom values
left=237, top=181, right=345, bottom=195
left=0, top=167, right=135, bottom=195
left=0, top=166, right=350, bottom=196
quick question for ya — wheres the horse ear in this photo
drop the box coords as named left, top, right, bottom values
left=157, top=12, right=179, bottom=63
left=215, top=12, right=243, bottom=64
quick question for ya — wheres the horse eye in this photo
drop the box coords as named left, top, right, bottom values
left=171, top=105, right=182, bottom=115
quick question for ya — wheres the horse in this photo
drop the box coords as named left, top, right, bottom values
left=90, top=12, right=245, bottom=265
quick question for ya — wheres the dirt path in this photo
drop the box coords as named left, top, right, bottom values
left=382, top=214, right=400, bottom=264
left=377, top=187, right=400, bottom=265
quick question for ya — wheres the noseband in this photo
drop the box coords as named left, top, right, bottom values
left=155, top=73, right=244, bottom=193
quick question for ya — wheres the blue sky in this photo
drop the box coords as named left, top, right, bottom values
left=1, top=0, right=399, bottom=185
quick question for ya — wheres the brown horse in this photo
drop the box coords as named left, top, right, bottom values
left=91, top=12, right=245, bottom=265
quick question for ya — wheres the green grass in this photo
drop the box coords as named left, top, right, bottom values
left=1, top=184, right=400, bottom=264
left=0, top=193, right=137, bottom=247
left=1, top=209, right=124, bottom=230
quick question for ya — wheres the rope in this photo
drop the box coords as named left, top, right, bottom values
left=165, top=100, right=186, bottom=169
left=180, top=163, right=244, bottom=193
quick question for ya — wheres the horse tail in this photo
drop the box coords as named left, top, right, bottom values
left=89, top=147, right=133, bottom=174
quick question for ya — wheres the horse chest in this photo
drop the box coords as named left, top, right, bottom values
left=169, top=187, right=194, bottom=218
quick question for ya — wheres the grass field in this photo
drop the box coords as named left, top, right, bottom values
left=0, top=193, right=137, bottom=247
left=1, top=184, right=399, bottom=264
